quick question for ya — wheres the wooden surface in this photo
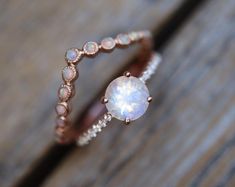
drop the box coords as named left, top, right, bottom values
left=43, top=0, right=235, bottom=186
left=0, top=0, right=184, bottom=187
left=1, top=0, right=235, bottom=187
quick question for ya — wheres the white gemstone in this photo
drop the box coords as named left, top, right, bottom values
left=83, top=41, right=99, bottom=55
left=65, top=48, right=81, bottom=62
left=101, top=37, right=115, bottom=50
left=105, top=76, right=150, bottom=121
left=56, top=104, right=67, bottom=116
left=116, top=34, right=131, bottom=45
left=62, top=66, right=77, bottom=82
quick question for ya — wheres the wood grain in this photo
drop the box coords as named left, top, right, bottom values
left=42, top=0, right=235, bottom=186
left=0, top=0, right=185, bottom=186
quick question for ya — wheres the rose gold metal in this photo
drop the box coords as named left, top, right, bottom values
left=65, top=48, right=83, bottom=64
left=55, top=30, right=154, bottom=144
left=125, top=118, right=131, bottom=125
left=101, top=96, right=108, bottom=104
left=123, top=71, right=131, bottom=77
left=147, top=96, right=153, bottom=102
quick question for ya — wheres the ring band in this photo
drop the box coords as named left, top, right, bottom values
left=55, top=30, right=158, bottom=144
left=77, top=53, right=162, bottom=146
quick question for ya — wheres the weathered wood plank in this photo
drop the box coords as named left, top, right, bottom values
left=0, top=0, right=185, bottom=186
left=42, top=0, right=235, bottom=186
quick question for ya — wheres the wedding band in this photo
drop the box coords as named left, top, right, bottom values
left=55, top=30, right=157, bottom=144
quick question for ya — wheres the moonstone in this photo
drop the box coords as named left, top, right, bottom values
left=101, top=37, right=115, bottom=50
left=83, top=41, right=99, bottom=55
left=62, top=66, right=77, bottom=82
left=66, top=49, right=78, bottom=62
left=56, top=104, right=67, bottom=116
left=116, top=33, right=131, bottom=45
left=105, top=76, right=150, bottom=121
left=58, top=86, right=71, bottom=101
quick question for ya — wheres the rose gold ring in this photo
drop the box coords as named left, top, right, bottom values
left=55, top=30, right=160, bottom=145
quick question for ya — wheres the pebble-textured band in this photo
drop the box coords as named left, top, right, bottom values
left=55, top=31, right=153, bottom=144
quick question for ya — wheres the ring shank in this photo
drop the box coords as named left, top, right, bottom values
left=55, top=31, right=156, bottom=144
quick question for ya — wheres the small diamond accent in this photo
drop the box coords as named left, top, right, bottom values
left=101, top=37, right=116, bottom=51
left=62, top=66, right=77, bottom=82
left=83, top=41, right=99, bottom=55
left=65, top=48, right=82, bottom=63
left=116, top=33, right=131, bottom=46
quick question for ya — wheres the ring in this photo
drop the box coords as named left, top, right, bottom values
left=76, top=53, right=162, bottom=146
left=55, top=30, right=161, bottom=145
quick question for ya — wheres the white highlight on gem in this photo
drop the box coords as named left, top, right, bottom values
left=77, top=113, right=112, bottom=146
left=58, top=86, right=71, bottom=101
left=105, top=76, right=150, bottom=121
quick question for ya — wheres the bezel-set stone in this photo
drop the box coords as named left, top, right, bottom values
left=62, top=66, right=78, bottom=82
left=116, top=33, right=131, bottom=46
left=56, top=102, right=69, bottom=116
left=83, top=41, right=99, bottom=56
left=101, top=37, right=116, bottom=51
left=65, top=48, right=82, bottom=63
left=128, top=32, right=139, bottom=41
left=104, top=75, right=150, bottom=121
left=58, top=84, right=72, bottom=101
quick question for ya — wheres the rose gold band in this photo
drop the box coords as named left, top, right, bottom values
left=55, top=31, right=153, bottom=144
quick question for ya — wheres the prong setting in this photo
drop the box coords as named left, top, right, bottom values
left=56, top=31, right=158, bottom=145
left=101, top=96, right=109, bottom=104
left=123, top=71, right=131, bottom=77
left=147, top=96, right=152, bottom=102
left=104, top=76, right=150, bottom=121
left=125, top=118, right=131, bottom=125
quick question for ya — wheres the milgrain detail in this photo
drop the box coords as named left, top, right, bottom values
left=1, top=0, right=208, bottom=186
left=55, top=31, right=152, bottom=144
